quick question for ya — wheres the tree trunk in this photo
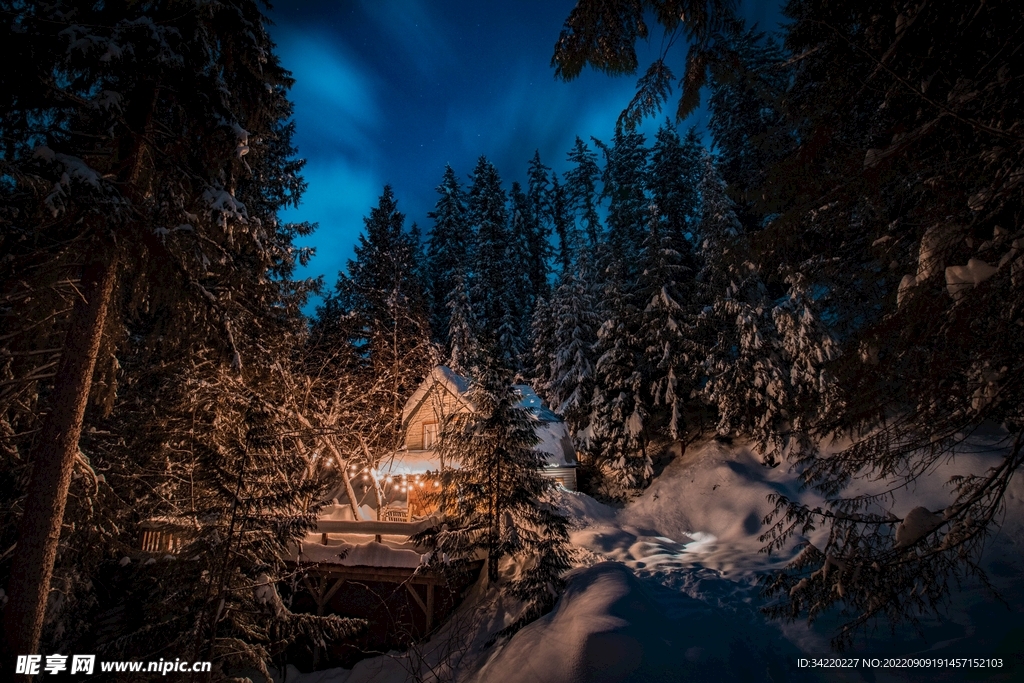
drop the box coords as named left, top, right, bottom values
left=3, top=244, right=117, bottom=667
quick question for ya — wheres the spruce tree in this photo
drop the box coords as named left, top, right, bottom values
left=445, top=270, right=481, bottom=376
left=706, top=26, right=792, bottom=228
left=426, top=164, right=471, bottom=344
left=328, top=186, right=432, bottom=449
left=599, top=128, right=648, bottom=270
left=526, top=151, right=553, bottom=302
left=564, top=136, right=603, bottom=248
left=467, top=157, right=512, bottom=355
left=546, top=250, right=602, bottom=440
left=635, top=217, right=698, bottom=442
left=418, top=366, right=571, bottom=636
left=589, top=276, right=650, bottom=487
left=0, top=0, right=324, bottom=659
left=648, top=121, right=702, bottom=251
left=530, top=296, right=557, bottom=393
left=550, top=176, right=576, bottom=273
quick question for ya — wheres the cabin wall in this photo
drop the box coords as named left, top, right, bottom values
left=542, top=467, right=577, bottom=491
left=404, top=385, right=466, bottom=450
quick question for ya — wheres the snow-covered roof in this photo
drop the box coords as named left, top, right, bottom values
left=392, top=366, right=576, bottom=475
left=513, top=384, right=561, bottom=423
left=403, top=366, right=563, bottom=426
left=401, top=365, right=472, bottom=424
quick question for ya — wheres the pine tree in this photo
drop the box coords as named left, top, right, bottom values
left=426, top=164, right=471, bottom=345
left=468, top=157, right=513, bottom=357
left=550, top=176, right=576, bottom=273
left=695, top=154, right=790, bottom=462
left=445, top=270, right=481, bottom=376
left=635, top=216, right=698, bottom=441
left=599, top=128, right=648, bottom=270
left=526, top=151, right=553, bottom=302
left=530, top=296, right=557, bottom=393
left=698, top=270, right=789, bottom=465
left=696, top=152, right=744, bottom=292
left=564, top=136, right=603, bottom=248
left=418, top=366, right=571, bottom=636
left=0, top=0, right=326, bottom=659
left=648, top=121, right=702, bottom=251
left=546, top=250, right=602, bottom=439
left=590, top=276, right=650, bottom=487
left=707, top=26, right=792, bottom=227
left=328, top=186, right=432, bottom=448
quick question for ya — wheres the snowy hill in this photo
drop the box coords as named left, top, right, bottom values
left=278, top=432, right=1024, bottom=683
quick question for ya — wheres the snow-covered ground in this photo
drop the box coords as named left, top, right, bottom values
left=277, top=430, right=1024, bottom=683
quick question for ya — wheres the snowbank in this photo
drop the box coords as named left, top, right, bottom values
left=471, top=562, right=801, bottom=683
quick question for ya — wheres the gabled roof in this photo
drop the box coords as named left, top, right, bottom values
left=403, top=366, right=565, bottom=427
left=401, top=365, right=472, bottom=425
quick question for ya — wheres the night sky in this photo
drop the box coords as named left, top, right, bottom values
left=267, top=1, right=784, bottom=305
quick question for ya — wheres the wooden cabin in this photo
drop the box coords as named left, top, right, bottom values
left=388, top=366, right=579, bottom=502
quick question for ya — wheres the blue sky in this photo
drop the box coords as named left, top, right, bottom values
left=267, top=1, right=784, bottom=308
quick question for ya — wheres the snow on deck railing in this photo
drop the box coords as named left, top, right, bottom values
left=315, top=517, right=440, bottom=537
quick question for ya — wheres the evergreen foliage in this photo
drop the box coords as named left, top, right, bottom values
left=589, top=276, right=650, bottom=486
left=563, top=137, right=603, bottom=248
left=555, top=0, right=1024, bottom=646
left=0, top=0, right=347, bottom=663
left=417, top=367, right=572, bottom=638
left=706, top=27, right=793, bottom=227
left=445, top=270, right=481, bottom=377
left=525, top=152, right=554, bottom=303
left=543, top=251, right=602, bottom=440
left=426, top=165, right=471, bottom=345
left=648, top=121, right=703, bottom=250
left=599, top=129, right=648, bottom=269
left=324, top=186, right=432, bottom=445
left=467, top=157, right=512, bottom=353
left=550, top=176, right=575, bottom=273
left=635, top=221, right=698, bottom=442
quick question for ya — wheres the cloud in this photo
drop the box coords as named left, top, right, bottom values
left=283, top=158, right=383, bottom=288
left=275, top=29, right=381, bottom=157
left=356, top=0, right=456, bottom=73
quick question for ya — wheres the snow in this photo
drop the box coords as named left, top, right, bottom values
left=254, top=573, right=286, bottom=617
left=469, top=562, right=795, bottom=683
left=295, top=538, right=423, bottom=568
left=281, top=431, right=1024, bottom=682
left=944, top=258, right=999, bottom=299
left=897, top=274, right=917, bottom=306
left=894, top=507, right=944, bottom=547
left=533, top=421, right=576, bottom=467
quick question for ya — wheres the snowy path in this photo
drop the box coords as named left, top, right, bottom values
left=549, top=435, right=1024, bottom=682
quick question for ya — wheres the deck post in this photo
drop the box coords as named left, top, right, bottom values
left=425, top=583, right=434, bottom=632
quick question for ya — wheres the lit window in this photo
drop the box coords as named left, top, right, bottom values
left=423, top=422, right=438, bottom=449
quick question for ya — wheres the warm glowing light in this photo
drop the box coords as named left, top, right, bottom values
left=433, top=481, right=440, bottom=488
